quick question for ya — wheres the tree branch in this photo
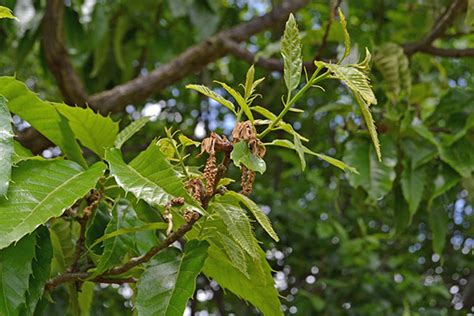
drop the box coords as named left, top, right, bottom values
left=417, top=46, right=474, bottom=57
left=88, top=0, right=309, bottom=114
left=45, top=215, right=200, bottom=290
left=42, top=0, right=88, bottom=106
left=403, top=0, right=467, bottom=55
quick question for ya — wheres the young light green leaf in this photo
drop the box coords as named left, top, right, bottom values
left=0, top=160, right=106, bottom=249
left=244, top=65, right=256, bottom=100
left=355, top=93, right=381, bottom=161
left=251, top=105, right=277, bottom=121
left=136, top=240, right=209, bottom=316
left=0, top=95, right=13, bottom=196
left=227, top=191, right=279, bottom=242
left=265, top=139, right=358, bottom=173
left=281, top=13, right=302, bottom=95
left=186, top=84, right=236, bottom=114
left=78, top=282, right=94, bottom=316
left=338, top=8, right=351, bottom=63
left=325, top=63, right=377, bottom=106
left=230, top=140, right=266, bottom=174
left=178, top=133, right=200, bottom=147
left=0, top=77, right=85, bottom=166
left=293, top=131, right=306, bottom=170
left=56, top=104, right=119, bottom=157
left=0, top=6, right=17, bottom=20
left=115, top=116, right=151, bottom=149
left=214, top=81, right=254, bottom=122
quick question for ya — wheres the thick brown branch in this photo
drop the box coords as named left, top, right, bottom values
left=88, top=0, right=309, bottom=114
left=403, top=0, right=467, bottom=55
left=42, top=0, right=88, bottom=105
left=46, top=215, right=200, bottom=289
left=417, top=46, right=474, bottom=57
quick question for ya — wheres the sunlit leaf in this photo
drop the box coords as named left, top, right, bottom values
left=186, top=84, right=236, bottom=114
left=230, top=140, right=266, bottom=174
left=0, top=95, right=13, bottom=196
left=281, top=13, right=302, bottom=95
left=115, top=116, right=151, bottom=149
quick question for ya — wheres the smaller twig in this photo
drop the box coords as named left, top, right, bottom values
left=315, top=0, right=341, bottom=60
left=103, top=215, right=200, bottom=276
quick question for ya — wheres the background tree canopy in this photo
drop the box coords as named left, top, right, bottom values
left=0, top=0, right=474, bottom=315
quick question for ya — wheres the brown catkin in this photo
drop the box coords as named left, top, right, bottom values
left=204, top=154, right=217, bottom=196
left=241, top=166, right=256, bottom=196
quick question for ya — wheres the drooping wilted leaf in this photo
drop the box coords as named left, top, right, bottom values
left=0, top=95, right=13, bottom=196
left=0, top=160, right=105, bottom=249
left=281, top=13, right=302, bottom=95
left=136, top=240, right=209, bottom=316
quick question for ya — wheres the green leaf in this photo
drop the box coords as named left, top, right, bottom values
left=214, top=81, right=254, bottom=122
left=429, top=163, right=461, bottom=203
left=90, top=221, right=167, bottom=250
left=105, top=144, right=203, bottom=214
left=0, top=233, right=36, bottom=316
left=56, top=104, right=119, bottom=157
left=210, top=195, right=259, bottom=258
left=251, top=105, right=277, bottom=121
left=78, top=282, right=94, bottom=316
left=114, top=116, right=151, bottom=149
left=136, top=240, right=209, bottom=316
left=439, top=134, right=474, bottom=178
left=265, top=139, right=358, bottom=173
left=113, top=15, right=130, bottom=70
left=19, top=226, right=52, bottom=316
left=355, top=93, right=381, bottom=161
left=337, top=8, right=350, bottom=63
left=401, top=160, right=427, bottom=215
left=0, top=160, right=105, bottom=249
left=430, top=202, right=448, bottom=254
left=0, top=77, right=85, bottom=166
left=178, top=133, right=200, bottom=147
left=0, top=6, right=17, bottom=20
left=12, top=141, right=34, bottom=164
left=92, top=199, right=142, bottom=276
left=466, top=0, right=474, bottom=27
left=344, top=136, right=397, bottom=201
left=281, top=13, right=302, bottom=95
left=216, top=231, right=249, bottom=277
left=293, top=130, right=306, bottom=170
left=203, top=242, right=282, bottom=316
left=230, top=140, right=266, bottom=174
left=186, top=84, right=236, bottom=114
left=325, top=63, right=377, bottom=106
left=243, top=65, right=265, bottom=104
left=227, top=191, right=279, bottom=242
left=0, top=95, right=13, bottom=196
left=373, top=43, right=411, bottom=100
